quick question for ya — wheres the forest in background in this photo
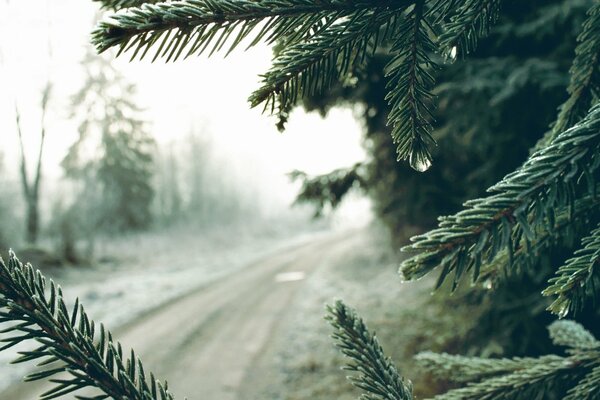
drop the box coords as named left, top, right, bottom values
left=0, top=43, right=315, bottom=268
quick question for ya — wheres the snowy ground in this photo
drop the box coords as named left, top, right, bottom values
left=0, top=221, right=333, bottom=394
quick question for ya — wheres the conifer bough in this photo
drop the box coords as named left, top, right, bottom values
left=328, top=301, right=600, bottom=400
left=0, top=252, right=176, bottom=400
left=400, top=103, right=600, bottom=293
left=91, top=0, right=508, bottom=171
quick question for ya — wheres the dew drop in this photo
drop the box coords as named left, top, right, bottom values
left=444, top=46, right=458, bottom=64
left=558, top=305, right=569, bottom=318
left=410, top=153, right=432, bottom=172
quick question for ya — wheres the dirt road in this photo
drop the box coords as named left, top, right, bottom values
left=1, top=230, right=363, bottom=400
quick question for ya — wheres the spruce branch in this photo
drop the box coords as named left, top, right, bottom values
left=91, top=0, right=404, bottom=62
left=417, top=321, right=600, bottom=400
left=91, top=0, right=449, bottom=171
left=565, top=363, right=600, bottom=400
left=326, top=300, right=413, bottom=400
left=415, top=351, right=566, bottom=384
left=438, top=0, right=502, bottom=57
left=385, top=0, right=438, bottom=171
left=427, top=0, right=463, bottom=24
left=544, top=222, right=600, bottom=317
left=547, top=320, right=600, bottom=351
left=426, top=356, right=586, bottom=400
left=477, top=194, right=600, bottom=286
left=400, top=104, right=600, bottom=287
left=290, top=163, right=366, bottom=216
left=548, top=1, right=600, bottom=145
left=249, top=8, right=401, bottom=113
left=0, top=251, right=176, bottom=400
left=93, top=0, right=164, bottom=11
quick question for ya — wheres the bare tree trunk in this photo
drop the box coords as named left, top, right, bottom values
left=15, top=83, right=51, bottom=245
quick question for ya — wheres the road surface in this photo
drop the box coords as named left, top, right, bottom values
left=0, top=230, right=362, bottom=400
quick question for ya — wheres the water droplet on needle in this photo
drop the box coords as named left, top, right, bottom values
left=410, top=153, right=432, bottom=172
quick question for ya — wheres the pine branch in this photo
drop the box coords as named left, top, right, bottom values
left=290, top=163, right=366, bottom=216
left=544, top=222, right=600, bottom=317
left=415, top=351, right=565, bottom=384
left=91, top=0, right=403, bottom=62
left=565, top=364, right=600, bottom=400
left=0, top=251, right=176, bottom=400
left=93, top=0, right=164, bottom=11
left=477, top=194, right=599, bottom=287
left=326, top=300, right=413, bottom=400
left=385, top=1, right=437, bottom=171
left=547, top=320, right=600, bottom=350
left=92, top=0, right=447, bottom=170
left=438, top=0, right=502, bottom=58
left=249, top=8, right=401, bottom=113
left=547, top=1, right=600, bottom=146
left=400, top=104, right=600, bottom=287
left=427, top=0, right=463, bottom=24
left=417, top=320, right=600, bottom=399
left=427, top=356, right=584, bottom=400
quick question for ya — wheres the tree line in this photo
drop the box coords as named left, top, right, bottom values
left=3, top=46, right=260, bottom=264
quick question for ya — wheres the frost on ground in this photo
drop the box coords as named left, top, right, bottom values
left=0, top=221, right=330, bottom=393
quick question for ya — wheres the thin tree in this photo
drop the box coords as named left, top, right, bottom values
left=14, top=82, right=52, bottom=245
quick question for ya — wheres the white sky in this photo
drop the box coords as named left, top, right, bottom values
left=0, top=0, right=366, bottom=207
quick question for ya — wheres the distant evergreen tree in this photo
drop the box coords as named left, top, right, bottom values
left=0, top=1, right=598, bottom=399
left=63, top=49, right=155, bottom=232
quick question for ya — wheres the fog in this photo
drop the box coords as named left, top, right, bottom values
left=0, top=0, right=367, bottom=212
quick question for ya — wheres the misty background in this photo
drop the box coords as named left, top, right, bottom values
left=0, top=0, right=371, bottom=252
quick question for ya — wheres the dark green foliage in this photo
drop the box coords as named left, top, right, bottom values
left=293, top=1, right=585, bottom=236
left=386, top=1, right=437, bottom=170
left=249, top=8, right=402, bottom=116
left=330, top=303, right=600, bottom=400
left=400, top=104, right=600, bottom=286
left=64, top=50, right=155, bottom=232
left=438, top=0, right=501, bottom=57
left=91, top=0, right=512, bottom=170
left=414, top=320, right=600, bottom=399
left=90, top=2, right=600, bottom=398
left=93, top=0, right=162, bottom=11
left=549, top=1, right=600, bottom=144
left=291, top=164, right=366, bottom=216
left=326, top=300, right=413, bottom=400
left=544, top=223, right=600, bottom=317
left=0, top=252, right=175, bottom=399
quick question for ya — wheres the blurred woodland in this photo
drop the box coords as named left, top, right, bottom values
left=0, top=45, right=271, bottom=268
